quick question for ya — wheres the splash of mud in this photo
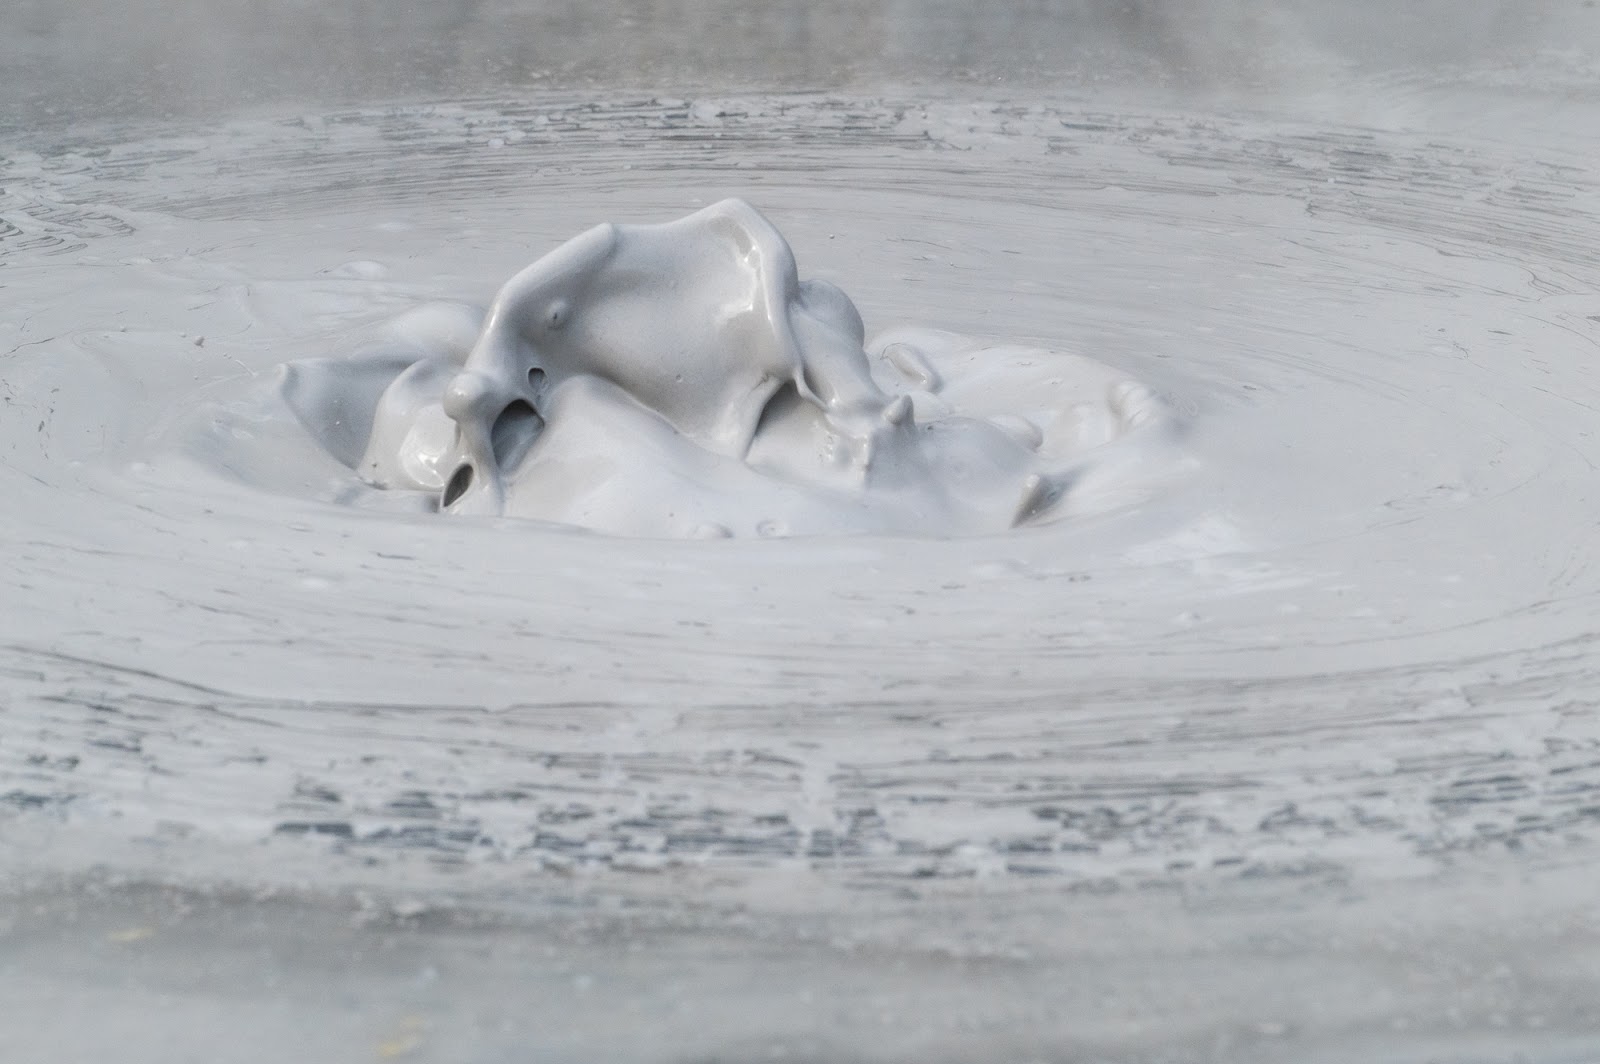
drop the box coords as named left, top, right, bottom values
left=263, top=198, right=1173, bottom=537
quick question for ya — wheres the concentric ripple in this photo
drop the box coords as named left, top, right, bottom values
left=3, top=92, right=1600, bottom=1058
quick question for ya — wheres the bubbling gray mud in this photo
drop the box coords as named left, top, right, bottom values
left=4, top=92, right=1600, bottom=1061
left=5, top=89, right=1600, bottom=894
left=267, top=198, right=1172, bottom=537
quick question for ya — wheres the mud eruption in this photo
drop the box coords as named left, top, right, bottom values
left=6, top=34, right=1600, bottom=1052
left=277, top=199, right=1173, bottom=537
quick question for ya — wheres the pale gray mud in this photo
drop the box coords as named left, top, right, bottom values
left=4, top=4, right=1600, bottom=1063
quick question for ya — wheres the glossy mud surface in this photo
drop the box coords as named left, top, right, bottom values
left=269, top=198, right=1173, bottom=537
left=5, top=5, right=1600, bottom=1062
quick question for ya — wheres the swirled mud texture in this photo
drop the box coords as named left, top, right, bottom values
left=5, top=85, right=1600, bottom=1062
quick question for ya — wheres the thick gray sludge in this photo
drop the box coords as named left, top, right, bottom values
left=3, top=8, right=1600, bottom=1060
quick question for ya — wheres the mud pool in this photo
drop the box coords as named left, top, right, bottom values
left=4, top=5, right=1600, bottom=1063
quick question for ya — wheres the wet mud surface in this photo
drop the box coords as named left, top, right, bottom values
left=5, top=48, right=1600, bottom=1064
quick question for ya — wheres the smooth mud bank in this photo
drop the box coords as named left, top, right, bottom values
left=4, top=869, right=1600, bottom=1064
left=4, top=0, right=1594, bottom=128
left=4, top=6, right=1600, bottom=1060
